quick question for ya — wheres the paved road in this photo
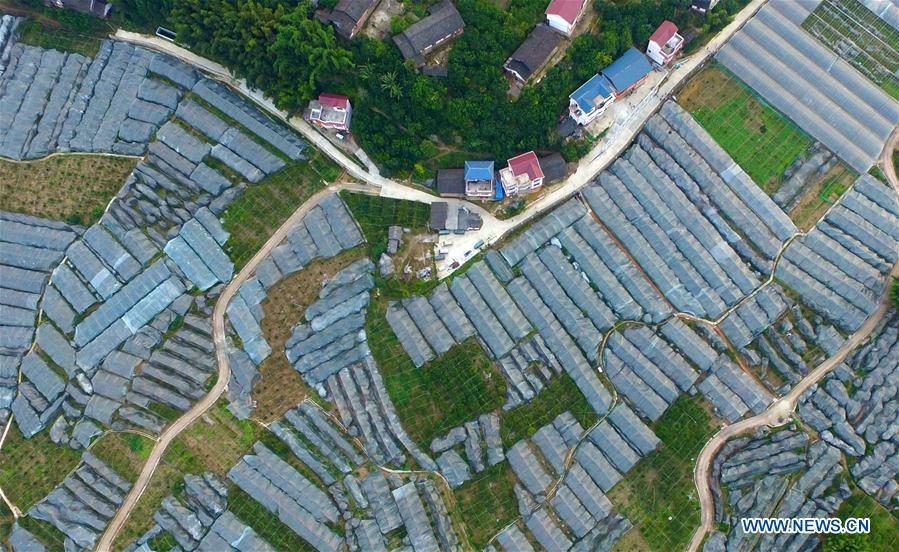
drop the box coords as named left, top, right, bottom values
left=95, top=185, right=350, bottom=551
left=687, top=127, right=899, bottom=552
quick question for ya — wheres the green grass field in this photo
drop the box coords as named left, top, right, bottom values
left=499, top=374, right=599, bottom=447
left=339, top=192, right=431, bottom=260
left=16, top=18, right=105, bottom=58
left=221, top=150, right=339, bottom=268
left=367, top=299, right=506, bottom=448
left=89, top=432, right=155, bottom=482
left=824, top=489, right=899, bottom=551
left=678, top=65, right=812, bottom=193
left=0, top=426, right=82, bottom=514
left=454, top=462, right=519, bottom=549
left=609, top=396, right=718, bottom=551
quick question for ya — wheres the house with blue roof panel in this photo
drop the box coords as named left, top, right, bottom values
left=464, top=160, right=496, bottom=199
left=602, top=47, right=653, bottom=96
left=569, top=73, right=616, bottom=125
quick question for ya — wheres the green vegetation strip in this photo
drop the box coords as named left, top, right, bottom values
left=339, top=192, right=431, bottom=260
left=499, top=374, right=598, bottom=447
left=608, top=396, right=717, bottom=551
left=17, top=516, right=67, bottom=552
left=678, top=65, right=812, bottom=192
left=366, top=299, right=506, bottom=447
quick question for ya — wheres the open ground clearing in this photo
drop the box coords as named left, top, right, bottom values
left=788, top=161, right=857, bottom=230
left=609, top=396, right=717, bottom=552
left=0, top=155, right=139, bottom=226
left=677, top=65, right=812, bottom=193
left=89, top=432, right=155, bottom=483
left=340, top=192, right=432, bottom=260
left=252, top=248, right=365, bottom=423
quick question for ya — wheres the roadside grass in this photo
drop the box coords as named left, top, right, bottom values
left=15, top=17, right=105, bottom=58
left=221, top=149, right=340, bottom=269
left=823, top=488, right=899, bottom=551
left=803, top=0, right=899, bottom=100
left=0, top=493, right=12, bottom=544
left=366, top=299, right=506, bottom=448
left=0, top=155, right=138, bottom=226
left=788, top=161, right=856, bottom=230
left=252, top=248, right=365, bottom=423
left=227, top=485, right=316, bottom=551
left=112, top=402, right=265, bottom=549
left=339, top=192, right=431, bottom=260
left=609, top=395, right=718, bottom=552
left=499, top=374, right=599, bottom=448
left=89, top=432, right=155, bottom=482
left=0, top=425, right=81, bottom=513
left=453, top=461, right=518, bottom=550
left=677, top=65, right=812, bottom=193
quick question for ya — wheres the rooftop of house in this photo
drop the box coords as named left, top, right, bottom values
left=505, top=24, right=563, bottom=81
left=430, top=201, right=449, bottom=230
left=318, top=93, right=350, bottom=110
left=539, top=153, right=567, bottom=183
left=545, top=0, right=586, bottom=25
left=650, top=20, right=680, bottom=45
left=393, top=0, right=465, bottom=63
left=328, top=0, right=379, bottom=37
left=570, top=73, right=614, bottom=112
left=464, top=160, right=494, bottom=182
left=506, top=151, right=544, bottom=182
left=436, top=168, right=466, bottom=196
left=602, top=47, right=653, bottom=93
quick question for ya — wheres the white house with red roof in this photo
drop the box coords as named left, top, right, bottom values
left=646, top=20, right=684, bottom=66
left=499, top=151, right=544, bottom=195
left=304, top=93, right=353, bottom=132
left=545, top=0, right=586, bottom=36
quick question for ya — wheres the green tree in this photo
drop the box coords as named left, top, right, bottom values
left=379, top=71, right=403, bottom=99
left=824, top=533, right=874, bottom=552
left=268, top=5, right=352, bottom=110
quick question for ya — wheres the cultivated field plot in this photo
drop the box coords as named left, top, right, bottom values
left=0, top=155, right=139, bottom=226
left=608, top=396, right=717, bottom=552
left=221, top=150, right=340, bottom=268
left=677, top=65, right=811, bottom=193
left=339, top=192, right=431, bottom=260
left=716, top=0, right=899, bottom=172
left=802, top=0, right=899, bottom=99
left=0, top=426, right=81, bottom=514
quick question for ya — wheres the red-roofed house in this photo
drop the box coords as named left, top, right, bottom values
left=545, top=0, right=586, bottom=36
left=499, top=151, right=544, bottom=195
left=646, top=20, right=684, bottom=66
left=304, top=94, right=353, bottom=132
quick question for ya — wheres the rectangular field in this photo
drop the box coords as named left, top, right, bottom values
left=677, top=65, right=813, bottom=193
left=0, top=155, right=138, bottom=226
left=802, top=0, right=899, bottom=99
left=339, top=192, right=431, bottom=260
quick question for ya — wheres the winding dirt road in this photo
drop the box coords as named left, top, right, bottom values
left=687, top=128, right=899, bottom=552
left=95, top=185, right=354, bottom=551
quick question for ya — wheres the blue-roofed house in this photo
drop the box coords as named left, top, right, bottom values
left=464, top=160, right=495, bottom=199
left=601, top=47, right=653, bottom=96
left=569, top=73, right=615, bottom=125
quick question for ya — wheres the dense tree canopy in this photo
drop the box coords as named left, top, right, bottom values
left=159, top=0, right=748, bottom=175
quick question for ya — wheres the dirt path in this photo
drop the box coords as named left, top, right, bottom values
left=95, top=184, right=360, bottom=551
left=687, top=126, right=899, bottom=552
